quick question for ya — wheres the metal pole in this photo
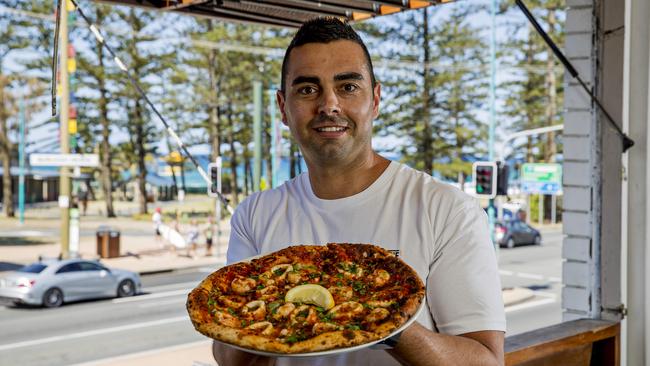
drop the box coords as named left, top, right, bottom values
left=488, top=0, right=497, bottom=250
left=253, top=81, right=262, bottom=192
left=18, top=95, right=25, bottom=225
left=59, top=0, right=71, bottom=258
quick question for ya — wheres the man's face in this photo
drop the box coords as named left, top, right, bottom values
left=277, top=40, right=381, bottom=167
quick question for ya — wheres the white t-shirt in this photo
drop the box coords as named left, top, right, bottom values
left=227, top=161, right=506, bottom=366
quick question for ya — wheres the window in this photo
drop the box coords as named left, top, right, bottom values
left=56, top=263, right=82, bottom=274
left=17, top=263, right=48, bottom=274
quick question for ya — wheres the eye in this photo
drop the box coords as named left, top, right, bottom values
left=298, top=86, right=317, bottom=95
left=342, top=83, right=358, bottom=93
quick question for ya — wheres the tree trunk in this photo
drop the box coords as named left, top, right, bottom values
left=0, top=77, right=14, bottom=217
left=226, top=105, right=239, bottom=205
left=289, top=140, right=298, bottom=179
left=135, top=101, right=148, bottom=214
left=243, top=149, right=251, bottom=196
left=421, top=8, right=435, bottom=174
left=545, top=10, right=558, bottom=163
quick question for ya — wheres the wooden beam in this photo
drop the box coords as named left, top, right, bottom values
left=505, top=319, right=620, bottom=366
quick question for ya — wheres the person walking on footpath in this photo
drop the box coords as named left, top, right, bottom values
left=152, top=207, right=163, bottom=247
left=204, top=215, right=215, bottom=257
left=186, top=219, right=200, bottom=259
left=213, top=17, right=505, bottom=366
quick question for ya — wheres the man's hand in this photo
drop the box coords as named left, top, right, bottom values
left=387, top=322, right=504, bottom=366
left=212, top=341, right=276, bottom=366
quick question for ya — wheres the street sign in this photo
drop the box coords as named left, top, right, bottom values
left=521, top=163, right=562, bottom=194
left=30, top=153, right=99, bottom=167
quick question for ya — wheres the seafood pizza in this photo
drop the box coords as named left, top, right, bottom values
left=186, top=243, right=425, bottom=354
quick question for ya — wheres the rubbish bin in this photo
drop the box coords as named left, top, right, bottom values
left=96, top=226, right=120, bottom=258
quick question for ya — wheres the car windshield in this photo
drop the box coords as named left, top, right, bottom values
left=17, top=263, right=48, bottom=273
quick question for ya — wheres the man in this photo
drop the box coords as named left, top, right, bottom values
left=213, top=17, right=506, bottom=366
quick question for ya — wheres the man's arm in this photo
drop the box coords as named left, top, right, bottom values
left=212, top=341, right=276, bottom=366
left=387, top=323, right=504, bottom=366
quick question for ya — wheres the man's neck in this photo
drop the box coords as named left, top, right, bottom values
left=306, top=152, right=391, bottom=200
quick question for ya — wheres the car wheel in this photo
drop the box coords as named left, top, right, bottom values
left=534, top=235, right=542, bottom=245
left=43, top=288, right=63, bottom=308
left=117, top=279, right=135, bottom=297
left=506, top=238, right=516, bottom=249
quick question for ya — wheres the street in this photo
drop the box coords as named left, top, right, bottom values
left=501, top=226, right=563, bottom=336
left=0, top=226, right=564, bottom=365
left=0, top=269, right=211, bottom=366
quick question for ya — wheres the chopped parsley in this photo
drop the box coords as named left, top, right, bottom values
left=345, top=324, right=361, bottom=331
left=268, top=301, right=282, bottom=314
left=256, top=284, right=264, bottom=290
left=249, top=274, right=259, bottom=280
left=227, top=308, right=238, bottom=317
left=273, top=268, right=285, bottom=276
left=352, top=281, right=366, bottom=294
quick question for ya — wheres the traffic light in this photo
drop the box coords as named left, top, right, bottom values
left=473, top=161, right=497, bottom=198
left=207, top=162, right=219, bottom=197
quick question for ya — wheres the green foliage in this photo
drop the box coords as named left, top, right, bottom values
left=366, top=3, right=488, bottom=181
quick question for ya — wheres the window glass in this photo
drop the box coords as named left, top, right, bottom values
left=78, top=262, right=104, bottom=271
left=17, top=263, right=48, bottom=273
left=56, top=263, right=82, bottom=274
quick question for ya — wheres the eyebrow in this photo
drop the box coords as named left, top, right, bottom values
left=291, top=72, right=364, bottom=86
left=334, top=72, right=364, bottom=82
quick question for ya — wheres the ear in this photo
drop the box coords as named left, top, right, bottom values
left=277, top=90, right=288, bottom=126
left=372, top=82, right=381, bottom=119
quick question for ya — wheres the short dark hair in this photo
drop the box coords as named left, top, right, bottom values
left=280, top=17, right=376, bottom=93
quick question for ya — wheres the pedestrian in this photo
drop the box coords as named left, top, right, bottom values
left=152, top=207, right=163, bottom=246
left=213, top=18, right=505, bottom=366
left=78, top=185, right=89, bottom=215
left=204, top=215, right=214, bottom=257
left=186, top=219, right=200, bottom=259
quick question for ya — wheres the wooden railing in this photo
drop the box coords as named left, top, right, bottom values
left=505, top=319, right=620, bottom=366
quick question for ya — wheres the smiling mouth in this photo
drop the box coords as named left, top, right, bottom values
left=314, top=126, right=348, bottom=132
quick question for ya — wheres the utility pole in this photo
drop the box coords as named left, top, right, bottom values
left=58, top=0, right=71, bottom=258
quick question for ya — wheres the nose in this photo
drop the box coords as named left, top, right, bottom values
left=317, top=88, right=340, bottom=116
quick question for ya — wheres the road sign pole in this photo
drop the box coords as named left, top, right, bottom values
left=59, top=0, right=71, bottom=258
left=18, top=95, right=25, bottom=225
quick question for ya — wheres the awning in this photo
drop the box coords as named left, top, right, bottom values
left=93, top=0, right=454, bottom=28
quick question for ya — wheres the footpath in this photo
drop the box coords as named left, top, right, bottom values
left=0, top=198, right=536, bottom=366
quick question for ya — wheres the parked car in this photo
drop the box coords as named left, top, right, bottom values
left=0, top=258, right=141, bottom=308
left=496, top=220, right=541, bottom=248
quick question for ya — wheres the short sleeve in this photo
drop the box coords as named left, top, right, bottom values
left=426, top=200, right=506, bottom=335
left=226, top=198, right=259, bottom=265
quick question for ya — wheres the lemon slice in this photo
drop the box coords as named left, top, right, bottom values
left=285, top=284, right=335, bottom=310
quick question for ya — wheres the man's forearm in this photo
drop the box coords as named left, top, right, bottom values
left=386, top=323, right=504, bottom=366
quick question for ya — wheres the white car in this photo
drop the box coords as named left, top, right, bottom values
left=0, top=258, right=141, bottom=308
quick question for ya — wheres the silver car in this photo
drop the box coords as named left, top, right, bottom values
left=0, top=258, right=141, bottom=307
